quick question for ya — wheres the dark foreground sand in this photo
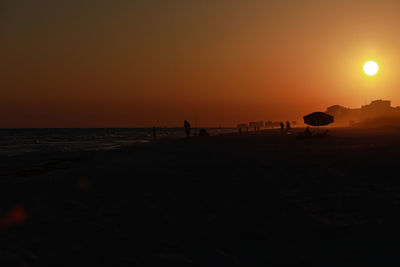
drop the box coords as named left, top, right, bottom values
left=1, top=127, right=400, bottom=266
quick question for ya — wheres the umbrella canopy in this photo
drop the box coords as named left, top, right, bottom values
left=303, top=112, right=334, bottom=126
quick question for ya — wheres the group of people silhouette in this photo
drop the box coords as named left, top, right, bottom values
left=153, top=119, right=295, bottom=138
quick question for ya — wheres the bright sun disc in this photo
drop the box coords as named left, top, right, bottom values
left=363, top=61, right=379, bottom=76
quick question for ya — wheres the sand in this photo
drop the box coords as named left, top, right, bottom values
left=1, top=127, right=400, bottom=266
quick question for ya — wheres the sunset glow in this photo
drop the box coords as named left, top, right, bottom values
left=1, top=1, right=400, bottom=127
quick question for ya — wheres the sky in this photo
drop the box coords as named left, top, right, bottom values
left=1, top=0, right=400, bottom=127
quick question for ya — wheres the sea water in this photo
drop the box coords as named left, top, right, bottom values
left=0, top=128, right=234, bottom=156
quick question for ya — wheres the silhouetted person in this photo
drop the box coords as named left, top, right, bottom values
left=286, top=120, right=291, bottom=131
left=152, top=126, right=157, bottom=138
left=184, top=120, right=191, bottom=137
left=280, top=122, right=284, bottom=133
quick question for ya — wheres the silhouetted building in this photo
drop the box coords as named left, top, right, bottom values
left=326, top=100, right=400, bottom=125
left=249, top=121, right=263, bottom=131
left=265, top=121, right=281, bottom=128
left=361, top=100, right=392, bottom=120
left=237, top=123, right=249, bottom=133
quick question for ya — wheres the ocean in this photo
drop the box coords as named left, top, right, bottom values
left=0, top=128, right=234, bottom=157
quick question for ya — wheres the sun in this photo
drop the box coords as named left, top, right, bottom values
left=363, top=61, right=379, bottom=76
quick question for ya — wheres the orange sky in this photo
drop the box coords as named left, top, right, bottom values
left=1, top=0, right=400, bottom=127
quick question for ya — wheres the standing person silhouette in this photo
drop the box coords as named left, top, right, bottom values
left=286, top=120, right=291, bottom=131
left=280, top=121, right=285, bottom=134
left=184, top=120, right=191, bottom=137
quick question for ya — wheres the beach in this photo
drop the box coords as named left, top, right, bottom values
left=1, top=127, right=400, bottom=266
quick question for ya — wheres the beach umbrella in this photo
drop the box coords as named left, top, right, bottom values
left=303, top=112, right=334, bottom=126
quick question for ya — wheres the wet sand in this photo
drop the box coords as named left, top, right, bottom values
left=1, top=127, right=400, bottom=266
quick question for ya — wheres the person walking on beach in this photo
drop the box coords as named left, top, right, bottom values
left=152, top=126, right=157, bottom=138
left=280, top=121, right=285, bottom=134
left=184, top=120, right=191, bottom=137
